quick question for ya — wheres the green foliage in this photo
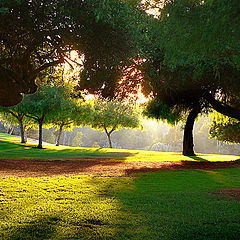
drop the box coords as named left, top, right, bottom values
left=73, top=101, right=93, bottom=127
left=88, top=98, right=141, bottom=147
left=22, top=85, right=64, bottom=124
left=51, top=100, right=76, bottom=131
left=143, top=99, right=183, bottom=125
left=0, top=100, right=33, bottom=126
left=209, top=111, right=240, bottom=143
left=154, top=0, right=240, bottom=69
left=90, top=98, right=140, bottom=132
left=210, top=121, right=240, bottom=144
left=0, top=0, right=141, bottom=105
left=139, top=0, right=240, bottom=113
left=0, top=108, right=23, bottom=126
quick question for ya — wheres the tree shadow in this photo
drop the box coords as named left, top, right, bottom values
left=5, top=215, right=60, bottom=240
left=116, top=168, right=240, bottom=239
left=125, top=160, right=240, bottom=175
left=187, top=155, right=209, bottom=162
left=0, top=139, right=136, bottom=161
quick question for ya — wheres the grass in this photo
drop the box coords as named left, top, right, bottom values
left=0, top=133, right=240, bottom=239
left=0, top=133, right=239, bottom=162
left=0, top=169, right=240, bottom=239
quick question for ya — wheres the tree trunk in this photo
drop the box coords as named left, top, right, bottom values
left=106, top=133, right=113, bottom=148
left=56, top=124, right=64, bottom=146
left=183, top=105, right=200, bottom=156
left=9, top=125, right=14, bottom=135
left=37, top=121, right=43, bottom=149
left=104, top=127, right=113, bottom=148
left=19, top=120, right=26, bottom=143
left=5, top=122, right=10, bottom=134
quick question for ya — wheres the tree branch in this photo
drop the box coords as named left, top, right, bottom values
left=24, top=114, right=39, bottom=122
left=204, top=92, right=240, bottom=121
left=29, top=58, right=64, bottom=79
left=109, top=125, right=116, bottom=135
left=63, top=54, right=83, bottom=67
left=64, top=58, right=74, bottom=69
left=103, top=125, right=109, bottom=135
left=7, top=110, right=18, bottom=119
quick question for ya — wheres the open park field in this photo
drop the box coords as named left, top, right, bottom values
left=0, top=133, right=240, bottom=239
left=1, top=1, right=240, bottom=239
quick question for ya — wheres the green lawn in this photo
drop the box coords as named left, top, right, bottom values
left=0, top=133, right=239, bottom=162
left=0, top=133, right=240, bottom=239
left=0, top=169, right=240, bottom=239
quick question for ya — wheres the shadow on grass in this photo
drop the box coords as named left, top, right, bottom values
left=116, top=168, right=240, bottom=239
left=0, top=140, right=135, bottom=161
left=125, top=160, right=240, bottom=175
left=187, top=155, right=209, bottom=162
left=5, top=215, right=111, bottom=240
left=6, top=215, right=60, bottom=240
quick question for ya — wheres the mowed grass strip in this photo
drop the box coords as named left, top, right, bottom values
left=0, top=133, right=239, bottom=162
left=0, top=168, right=240, bottom=239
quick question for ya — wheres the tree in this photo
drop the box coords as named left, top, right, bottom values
left=52, top=100, right=76, bottom=146
left=0, top=102, right=33, bottom=143
left=89, top=98, right=140, bottom=148
left=21, top=84, right=65, bottom=148
left=0, top=1, right=69, bottom=106
left=72, top=0, right=147, bottom=99
left=52, top=99, right=92, bottom=146
left=0, top=0, right=140, bottom=106
left=139, top=0, right=240, bottom=155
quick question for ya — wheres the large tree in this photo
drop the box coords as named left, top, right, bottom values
left=0, top=0, right=140, bottom=106
left=0, top=0, right=69, bottom=106
left=140, top=0, right=240, bottom=155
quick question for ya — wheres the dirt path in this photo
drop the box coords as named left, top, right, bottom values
left=0, top=158, right=239, bottom=177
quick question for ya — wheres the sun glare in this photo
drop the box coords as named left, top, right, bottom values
left=136, top=86, right=150, bottom=104
left=84, top=94, right=95, bottom=101
left=142, top=0, right=162, bottom=17
left=63, top=52, right=150, bottom=103
left=63, top=50, right=84, bottom=84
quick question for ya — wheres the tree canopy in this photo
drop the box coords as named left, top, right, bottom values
left=52, top=97, right=92, bottom=146
left=89, top=98, right=140, bottom=148
left=0, top=102, right=33, bottom=143
left=1, top=0, right=239, bottom=156
left=209, top=113, right=240, bottom=144
left=0, top=0, right=141, bottom=106
left=140, top=0, right=240, bottom=155
left=20, top=84, right=67, bottom=148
